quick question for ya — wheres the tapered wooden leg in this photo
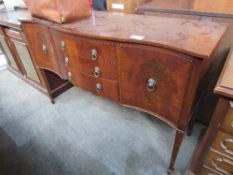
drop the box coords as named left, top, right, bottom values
left=167, top=130, right=185, bottom=174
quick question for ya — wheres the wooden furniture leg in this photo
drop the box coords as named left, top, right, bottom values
left=168, top=130, right=185, bottom=174
left=40, top=69, right=55, bottom=104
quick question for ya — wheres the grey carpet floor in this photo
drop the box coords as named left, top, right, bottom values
left=0, top=69, right=204, bottom=175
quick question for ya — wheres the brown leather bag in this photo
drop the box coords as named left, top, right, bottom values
left=23, top=0, right=92, bottom=23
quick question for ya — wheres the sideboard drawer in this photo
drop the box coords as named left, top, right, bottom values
left=69, top=70, right=119, bottom=102
left=212, top=131, right=233, bottom=159
left=222, top=105, right=233, bottom=135
left=119, top=44, right=195, bottom=125
left=22, top=23, right=61, bottom=76
left=52, top=30, right=118, bottom=80
left=204, top=151, right=233, bottom=175
left=78, top=37, right=117, bottom=64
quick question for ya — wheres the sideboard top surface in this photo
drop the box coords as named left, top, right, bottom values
left=0, top=9, right=227, bottom=59
left=24, top=11, right=227, bottom=59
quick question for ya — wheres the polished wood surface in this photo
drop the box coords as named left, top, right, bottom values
left=139, top=0, right=233, bottom=18
left=54, top=11, right=226, bottom=59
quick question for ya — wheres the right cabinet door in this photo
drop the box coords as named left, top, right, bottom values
left=119, top=44, right=195, bottom=126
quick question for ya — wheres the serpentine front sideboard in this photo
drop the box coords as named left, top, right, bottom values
left=19, top=11, right=227, bottom=173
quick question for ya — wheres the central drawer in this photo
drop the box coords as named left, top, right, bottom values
left=118, top=44, right=195, bottom=126
left=52, top=30, right=118, bottom=81
left=69, top=70, right=119, bottom=102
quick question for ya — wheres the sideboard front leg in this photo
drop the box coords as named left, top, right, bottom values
left=167, top=130, right=185, bottom=174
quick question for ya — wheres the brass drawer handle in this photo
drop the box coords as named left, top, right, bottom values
left=220, top=138, right=233, bottom=156
left=147, top=78, right=157, bottom=92
left=94, top=67, right=100, bottom=78
left=64, top=57, right=69, bottom=66
left=68, top=72, right=72, bottom=81
left=91, top=48, right=98, bottom=61
left=60, top=41, right=65, bottom=51
left=42, top=44, right=47, bottom=55
left=230, top=101, right=233, bottom=108
left=211, top=157, right=233, bottom=175
left=96, top=83, right=102, bottom=93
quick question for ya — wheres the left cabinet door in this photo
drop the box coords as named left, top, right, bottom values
left=12, top=40, right=40, bottom=83
left=0, top=35, right=19, bottom=71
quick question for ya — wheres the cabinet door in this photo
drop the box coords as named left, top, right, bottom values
left=13, top=40, right=40, bottom=83
left=22, top=23, right=61, bottom=76
left=119, top=44, right=195, bottom=126
left=0, top=35, right=19, bottom=71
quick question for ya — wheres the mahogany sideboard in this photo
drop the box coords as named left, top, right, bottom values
left=137, top=0, right=233, bottom=133
left=18, top=11, right=227, bottom=173
left=188, top=49, right=233, bottom=175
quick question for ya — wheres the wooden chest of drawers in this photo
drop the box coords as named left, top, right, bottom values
left=20, top=11, right=226, bottom=173
left=189, top=49, right=233, bottom=175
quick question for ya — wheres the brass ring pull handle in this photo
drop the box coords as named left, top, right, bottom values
left=60, top=41, right=65, bottom=51
left=68, top=72, right=72, bottom=81
left=220, top=138, right=233, bottom=156
left=42, top=44, right=47, bottom=55
left=147, top=78, right=157, bottom=92
left=91, top=48, right=98, bottom=61
left=96, top=83, right=102, bottom=93
left=94, top=67, right=100, bottom=78
left=211, top=158, right=233, bottom=175
left=64, top=57, right=69, bottom=66
left=230, top=101, right=233, bottom=108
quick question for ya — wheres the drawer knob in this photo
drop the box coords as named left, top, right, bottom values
left=60, top=41, right=65, bottom=51
left=42, top=44, right=47, bottom=55
left=94, top=67, right=100, bottom=78
left=211, top=158, right=233, bottom=175
left=147, top=78, right=157, bottom=92
left=68, top=72, right=72, bottom=81
left=96, top=83, right=102, bottom=93
left=91, top=48, right=98, bottom=61
left=220, top=138, right=233, bottom=156
left=64, top=57, right=69, bottom=65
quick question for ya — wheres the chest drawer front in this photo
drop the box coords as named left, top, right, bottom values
left=204, top=151, right=233, bottom=175
left=222, top=104, right=233, bottom=135
left=119, top=44, right=194, bottom=125
left=200, top=166, right=222, bottom=175
left=69, top=70, right=119, bottom=102
left=23, top=23, right=61, bottom=75
left=212, top=131, right=233, bottom=158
